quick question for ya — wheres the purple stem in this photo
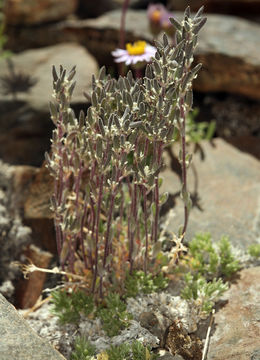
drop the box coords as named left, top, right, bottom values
left=118, top=0, right=130, bottom=76
left=180, top=98, right=189, bottom=237
left=153, top=141, right=163, bottom=243
left=142, top=186, right=149, bottom=274
left=92, top=174, right=104, bottom=294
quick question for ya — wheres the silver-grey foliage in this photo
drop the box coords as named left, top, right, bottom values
left=46, top=7, right=206, bottom=297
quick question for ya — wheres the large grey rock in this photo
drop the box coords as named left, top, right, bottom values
left=0, top=42, right=98, bottom=111
left=207, top=267, right=260, bottom=359
left=7, top=9, right=260, bottom=99
left=4, top=0, right=78, bottom=25
left=167, top=0, right=260, bottom=16
left=0, top=43, right=98, bottom=165
left=0, top=294, right=66, bottom=360
left=160, top=138, right=260, bottom=250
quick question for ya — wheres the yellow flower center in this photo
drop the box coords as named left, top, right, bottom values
left=151, top=10, right=161, bottom=22
left=126, top=41, right=147, bottom=56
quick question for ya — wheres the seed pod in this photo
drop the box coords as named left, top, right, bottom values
left=137, top=91, right=144, bottom=106
left=67, top=66, right=76, bottom=81
left=185, top=41, right=194, bottom=60
left=113, top=135, right=120, bottom=149
left=184, top=20, right=191, bottom=32
left=118, top=76, right=124, bottom=92
left=158, top=95, right=163, bottom=110
left=152, top=79, right=160, bottom=93
left=92, top=74, right=96, bottom=91
left=185, top=90, right=193, bottom=109
left=152, top=61, right=161, bottom=76
left=163, top=33, right=169, bottom=47
left=60, top=68, right=66, bottom=83
left=68, top=81, right=76, bottom=97
left=91, top=92, right=98, bottom=108
left=166, top=125, right=175, bottom=141
left=193, top=17, right=207, bottom=34
left=114, top=115, right=121, bottom=130
left=194, top=5, right=204, bottom=19
left=98, top=66, right=106, bottom=81
left=49, top=102, right=58, bottom=120
left=108, top=114, right=114, bottom=130
left=145, top=64, right=153, bottom=79
left=162, top=67, right=167, bottom=83
left=123, top=119, right=130, bottom=132
left=98, top=118, right=106, bottom=137
left=166, top=86, right=176, bottom=100
left=104, top=148, right=112, bottom=169
left=130, top=121, right=143, bottom=129
left=126, top=92, right=133, bottom=108
left=155, top=51, right=160, bottom=60
left=129, top=130, right=138, bottom=144
left=124, top=77, right=131, bottom=92
left=139, top=102, right=146, bottom=115
left=159, top=192, right=168, bottom=206
left=170, top=17, right=182, bottom=31
left=127, top=70, right=134, bottom=84
left=87, top=107, right=94, bottom=126
left=52, top=66, right=58, bottom=82
left=96, top=137, right=103, bottom=158
left=176, top=31, right=182, bottom=44
left=163, top=101, right=171, bottom=116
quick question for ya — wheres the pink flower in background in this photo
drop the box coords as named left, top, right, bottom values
left=112, top=41, right=156, bottom=66
left=147, top=3, right=174, bottom=36
left=147, top=3, right=166, bottom=25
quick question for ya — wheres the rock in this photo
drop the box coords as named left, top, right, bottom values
left=11, top=163, right=56, bottom=253
left=0, top=43, right=98, bottom=165
left=167, top=0, right=260, bottom=17
left=15, top=245, right=53, bottom=309
left=9, top=9, right=259, bottom=100
left=161, top=138, right=260, bottom=250
left=198, top=94, right=260, bottom=138
left=77, top=0, right=117, bottom=18
left=207, top=267, right=260, bottom=359
left=194, top=14, right=260, bottom=100
left=158, top=351, right=185, bottom=360
left=4, top=0, right=78, bottom=25
left=226, top=136, right=260, bottom=160
left=0, top=294, right=66, bottom=360
left=164, top=320, right=202, bottom=360
left=0, top=161, right=32, bottom=301
left=5, top=10, right=260, bottom=99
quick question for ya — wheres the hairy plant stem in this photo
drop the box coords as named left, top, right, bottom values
left=118, top=0, right=130, bottom=76
left=129, top=183, right=138, bottom=274
left=180, top=97, right=188, bottom=237
left=92, top=173, right=104, bottom=294
left=142, top=186, right=149, bottom=274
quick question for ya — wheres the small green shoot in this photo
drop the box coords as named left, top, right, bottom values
left=188, top=233, right=240, bottom=278
left=218, top=236, right=240, bottom=277
left=97, top=293, right=133, bottom=337
left=181, top=273, right=228, bottom=315
left=51, top=289, right=94, bottom=324
left=71, top=337, right=96, bottom=360
left=248, top=244, right=260, bottom=258
left=124, top=270, right=169, bottom=298
left=71, top=338, right=158, bottom=360
left=178, top=233, right=240, bottom=317
left=186, top=108, right=216, bottom=143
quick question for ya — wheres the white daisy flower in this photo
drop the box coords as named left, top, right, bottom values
left=112, top=41, right=156, bottom=66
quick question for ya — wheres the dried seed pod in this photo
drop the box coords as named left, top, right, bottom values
left=170, top=17, right=182, bottom=31
left=98, top=118, right=106, bottom=137
left=52, top=66, right=58, bottom=82
left=98, top=66, right=106, bottom=81
left=193, top=17, right=207, bottom=34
